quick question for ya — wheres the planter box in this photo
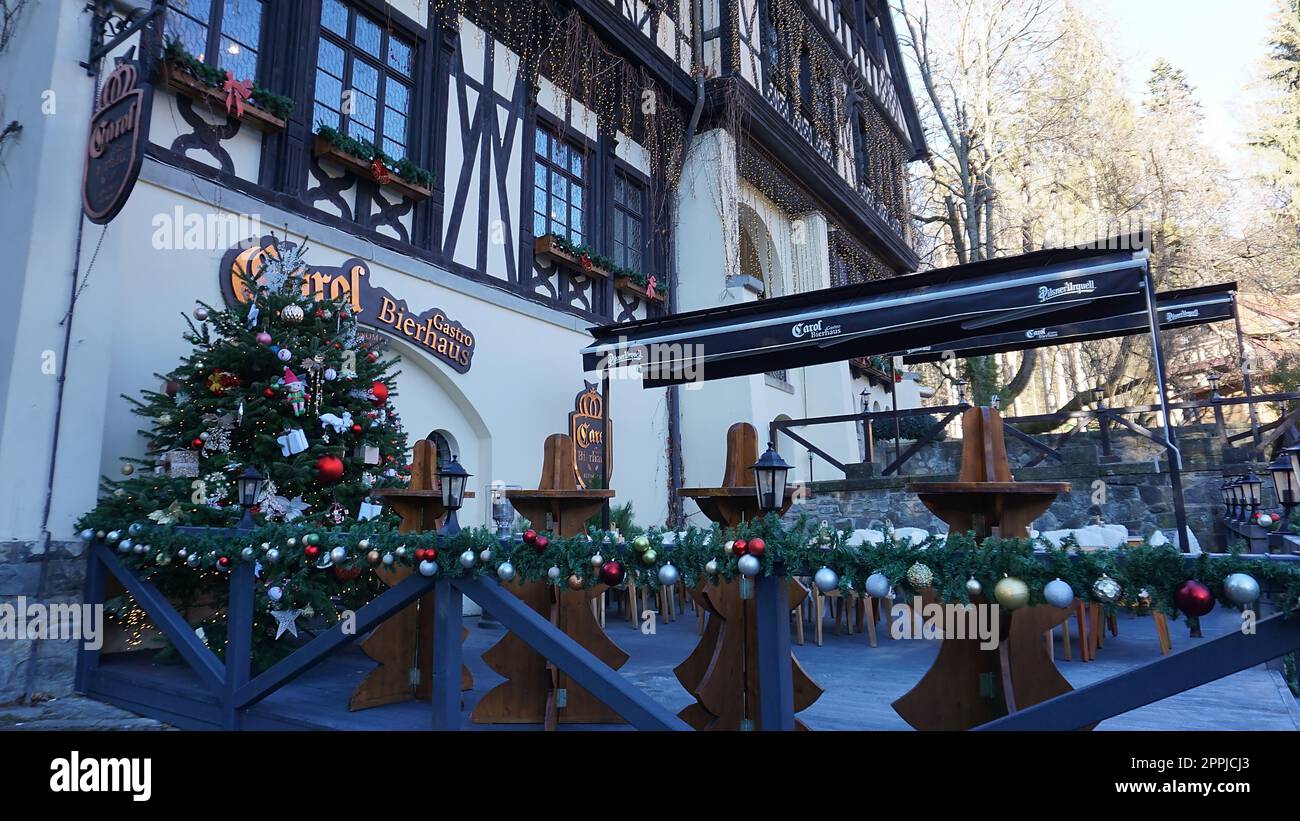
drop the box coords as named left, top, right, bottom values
left=159, top=60, right=286, bottom=132
left=534, top=235, right=611, bottom=278
left=312, top=135, right=431, bottom=201
left=614, top=275, right=664, bottom=304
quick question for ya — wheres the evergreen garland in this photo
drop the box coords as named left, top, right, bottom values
left=162, top=38, right=295, bottom=121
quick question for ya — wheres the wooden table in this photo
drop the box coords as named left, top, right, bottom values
left=907, top=481, right=1068, bottom=541
left=677, top=486, right=796, bottom=528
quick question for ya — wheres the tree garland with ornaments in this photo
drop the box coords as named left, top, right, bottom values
left=77, top=505, right=1300, bottom=672
left=78, top=240, right=413, bottom=667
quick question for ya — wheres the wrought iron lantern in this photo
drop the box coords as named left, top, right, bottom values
left=955, top=378, right=968, bottom=404
left=752, top=443, right=792, bottom=514
left=1091, top=386, right=1105, bottom=405
left=235, top=466, right=266, bottom=529
left=438, top=455, right=471, bottom=535
left=1242, top=470, right=1264, bottom=518
left=1269, top=451, right=1296, bottom=522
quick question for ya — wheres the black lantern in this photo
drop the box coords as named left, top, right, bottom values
left=438, top=455, right=471, bottom=535
left=1286, top=444, right=1300, bottom=493
left=1091, top=386, right=1105, bottom=405
left=1243, top=470, right=1264, bottom=518
left=752, top=443, right=792, bottom=514
left=1269, top=451, right=1296, bottom=520
left=955, top=378, right=968, bottom=404
left=1230, top=478, right=1246, bottom=521
left=860, top=388, right=870, bottom=413
left=235, top=467, right=266, bottom=529
left=1207, top=371, right=1220, bottom=398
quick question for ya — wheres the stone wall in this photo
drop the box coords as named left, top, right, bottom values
left=785, top=424, right=1264, bottom=547
left=0, top=540, right=86, bottom=703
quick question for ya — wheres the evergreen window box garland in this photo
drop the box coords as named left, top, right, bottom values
left=614, top=274, right=664, bottom=305
left=534, top=234, right=612, bottom=279
left=312, top=127, right=434, bottom=202
left=159, top=41, right=293, bottom=133
left=535, top=233, right=666, bottom=304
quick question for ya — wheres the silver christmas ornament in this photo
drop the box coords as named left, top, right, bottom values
left=79, top=529, right=95, bottom=541
left=155, top=552, right=170, bottom=566
left=865, top=571, right=890, bottom=599
left=118, top=538, right=133, bottom=554
left=128, top=523, right=143, bottom=535
left=497, top=561, right=516, bottom=581
left=479, top=548, right=493, bottom=563
left=133, top=543, right=148, bottom=555
left=737, top=554, right=761, bottom=577
left=1043, top=578, right=1074, bottom=609
left=268, top=586, right=283, bottom=602
left=265, top=548, right=281, bottom=563
left=704, top=559, right=719, bottom=575
left=1092, top=574, right=1122, bottom=604
left=419, top=560, right=439, bottom=577
left=590, top=553, right=604, bottom=568
left=658, top=563, right=681, bottom=587
left=358, top=538, right=371, bottom=550
left=395, top=545, right=407, bottom=558
left=459, top=550, right=477, bottom=569
left=241, top=546, right=256, bottom=560
left=547, top=566, right=561, bottom=580
left=814, top=566, right=839, bottom=593
left=965, top=576, right=983, bottom=597
left=382, top=552, right=394, bottom=566
left=277, top=347, right=293, bottom=363
left=177, top=548, right=188, bottom=559
left=106, top=530, right=121, bottom=544
left=330, top=546, right=347, bottom=564
left=323, top=368, right=337, bottom=381
left=186, top=553, right=200, bottom=567
left=1223, top=572, right=1260, bottom=606
left=193, top=306, right=209, bottom=321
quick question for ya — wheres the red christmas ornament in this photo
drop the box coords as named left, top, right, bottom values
left=367, top=351, right=378, bottom=362
left=333, top=566, right=363, bottom=582
left=263, top=387, right=275, bottom=398
left=304, top=545, right=320, bottom=560
left=746, top=537, right=766, bottom=558
left=370, top=381, right=389, bottom=405
left=1174, top=580, right=1215, bottom=618
left=217, top=556, right=230, bottom=568
left=600, top=560, right=625, bottom=586
left=192, top=438, right=205, bottom=449
left=523, top=529, right=538, bottom=545
left=163, top=380, right=181, bottom=397
left=315, top=455, right=345, bottom=483
left=731, top=539, right=748, bottom=557
left=350, top=424, right=362, bottom=433
left=534, top=535, right=549, bottom=553
left=427, top=547, right=438, bottom=561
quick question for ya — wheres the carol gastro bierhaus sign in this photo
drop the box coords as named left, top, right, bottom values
left=220, top=237, right=476, bottom=373
left=83, top=55, right=152, bottom=224
left=569, top=382, right=609, bottom=488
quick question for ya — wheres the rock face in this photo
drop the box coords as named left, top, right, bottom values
left=785, top=425, right=1259, bottom=548
left=0, top=539, right=87, bottom=703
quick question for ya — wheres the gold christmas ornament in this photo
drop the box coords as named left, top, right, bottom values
left=905, top=562, right=933, bottom=589
left=993, top=575, right=1030, bottom=610
left=567, top=574, right=585, bottom=591
left=120, top=463, right=135, bottom=476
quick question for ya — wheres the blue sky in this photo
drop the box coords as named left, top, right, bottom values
left=1093, top=0, right=1278, bottom=167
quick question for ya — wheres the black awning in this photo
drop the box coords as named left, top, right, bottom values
left=897, top=282, right=1237, bottom=365
left=583, top=245, right=1151, bottom=388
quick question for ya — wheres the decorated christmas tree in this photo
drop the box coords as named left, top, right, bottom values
left=78, top=240, right=412, bottom=665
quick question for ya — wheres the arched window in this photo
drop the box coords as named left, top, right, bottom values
left=425, top=430, right=453, bottom=471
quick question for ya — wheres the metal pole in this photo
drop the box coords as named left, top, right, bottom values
left=889, top=357, right=901, bottom=467
left=601, top=366, right=611, bottom=530
left=1143, top=272, right=1191, bottom=554
left=1232, top=294, right=1262, bottom=454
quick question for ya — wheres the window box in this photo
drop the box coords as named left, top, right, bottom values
left=614, top=275, right=665, bottom=305
left=534, top=234, right=611, bottom=279
left=311, top=134, right=432, bottom=201
left=158, top=58, right=287, bottom=133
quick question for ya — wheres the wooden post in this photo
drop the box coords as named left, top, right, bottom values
left=222, top=561, right=255, bottom=729
left=75, top=547, right=107, bottom=694
left=755, top=564, right=796, bottom=731
left=431, top=578, right=464, bottom=730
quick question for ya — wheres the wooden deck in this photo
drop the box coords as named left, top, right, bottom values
left=88, top=601, right=1300, bottom=731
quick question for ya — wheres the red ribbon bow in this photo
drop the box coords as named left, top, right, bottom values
left=223, top=71, right=253, bottom=118
left=371, top=155, right=391, bottom=184
left=646, top=275, right=658, bottom=300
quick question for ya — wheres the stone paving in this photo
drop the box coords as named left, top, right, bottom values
left=0, top=696, right=167, bottom=731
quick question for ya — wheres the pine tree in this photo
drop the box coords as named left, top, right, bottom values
left=79, top=239, right=412, bottom=666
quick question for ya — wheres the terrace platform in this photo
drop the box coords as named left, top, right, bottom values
left=84, top=603, right=1299, bottom=731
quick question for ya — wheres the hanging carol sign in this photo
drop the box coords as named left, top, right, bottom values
left=568, top=381, right=610, bottom=489
left=220, top=236, right=477, bottom=373
left=83, top=52, right=153, bottom=224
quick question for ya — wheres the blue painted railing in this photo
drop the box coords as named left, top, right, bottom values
left=78, top=536, right=1300, bottom=731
